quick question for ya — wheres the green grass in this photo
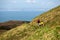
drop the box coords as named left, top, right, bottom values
left=0, top=23, right=40, bottom=40
left=0, top=24, right=60, bottom=40
left=25, top=25, right=60, bottom=40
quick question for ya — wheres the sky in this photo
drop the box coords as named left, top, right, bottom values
left=0, top=0, right=60, bottom=11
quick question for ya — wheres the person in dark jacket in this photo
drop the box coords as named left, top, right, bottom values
left=37, top=19, right=44, bottom=26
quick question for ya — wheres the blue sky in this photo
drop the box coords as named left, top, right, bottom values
left=0, top=0, right=60, bottom=11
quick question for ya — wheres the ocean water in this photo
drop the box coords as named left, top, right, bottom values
left=0, top=11, right=43, bottom=22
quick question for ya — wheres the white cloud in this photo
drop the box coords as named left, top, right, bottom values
left=26, top=0, right=36, bottom=3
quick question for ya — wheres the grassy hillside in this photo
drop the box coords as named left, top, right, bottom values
left=0, top=5, right=60, bottom=40
left=30, top=6, right=60, bottom=26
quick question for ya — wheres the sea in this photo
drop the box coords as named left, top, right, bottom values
left=0, top=11, right=44, bottom=22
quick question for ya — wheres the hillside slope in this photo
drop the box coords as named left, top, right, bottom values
left=30, top=6, right=60, bottom=26
left=0, top=6, right=60, bottom=40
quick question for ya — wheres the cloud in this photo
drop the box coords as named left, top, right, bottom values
left=26, top=0, right=36, bottom=3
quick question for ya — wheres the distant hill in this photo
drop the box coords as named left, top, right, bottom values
left=0, top=20, right=30, bottom=30
left=0, top=5, right=60, bottom=40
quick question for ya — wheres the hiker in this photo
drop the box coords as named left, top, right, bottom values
left=37, top=19, right=44, bottom=26
left=37, top=19, right=40, bottom=24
